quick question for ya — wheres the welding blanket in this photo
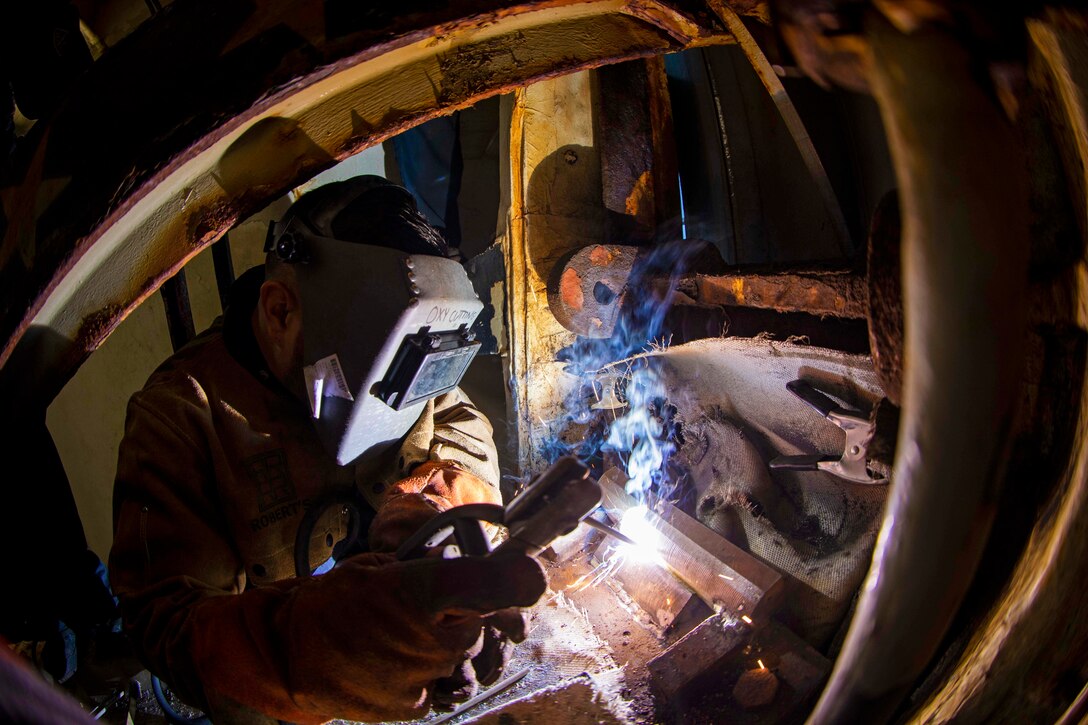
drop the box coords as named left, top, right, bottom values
left=637, top=338, right=889, bottom=648
left=109, top=300, right=502, bottom=723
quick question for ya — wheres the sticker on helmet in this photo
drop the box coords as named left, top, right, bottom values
left=303, top=353, right=355, bottom=419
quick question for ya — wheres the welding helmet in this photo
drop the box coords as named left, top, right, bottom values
left=264, top=176, right=483, bottom=465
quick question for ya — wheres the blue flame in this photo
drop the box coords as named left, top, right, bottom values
left=544, top=240, right=700, bottom=501
left=605, top=365, right=674, bottom=500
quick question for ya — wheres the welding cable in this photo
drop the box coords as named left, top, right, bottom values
left=294, top=491, right=371, bottom=577
left=88, top=686, right=125, bottom=720
left=150, top=675, right=209, bottom=725
left=425, top=666, right=530, bottom=725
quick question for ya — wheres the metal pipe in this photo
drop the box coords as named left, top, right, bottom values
left=159, top=269, right=196, bottom=353
left=211, top=234, right=236, bottom=312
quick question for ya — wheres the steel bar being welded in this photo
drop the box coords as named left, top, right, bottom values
left=596, top=468, right=784, bottom=622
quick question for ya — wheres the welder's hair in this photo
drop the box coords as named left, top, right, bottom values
left=267, top=176, right=448, bottom=276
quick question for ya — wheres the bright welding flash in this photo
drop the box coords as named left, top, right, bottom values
left=617, top=505, right=664, bottom=565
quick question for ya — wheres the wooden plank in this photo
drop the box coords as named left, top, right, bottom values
left=599, top=468, right=784, bottom=622
left=504, top=72, right=603, bottom=473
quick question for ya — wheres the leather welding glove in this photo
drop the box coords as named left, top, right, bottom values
left=369, top=460, right=502, bottom=553
left=369, top=461, right=524, bottom=709
left=431, top=606, right=526, bottom=709
left=188, top=549, right=547, bottom=724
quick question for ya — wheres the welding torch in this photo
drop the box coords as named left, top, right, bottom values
left=396, top=456, right=632, bottom=562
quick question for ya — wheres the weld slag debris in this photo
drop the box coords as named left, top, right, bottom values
left=544, top=240, right=700, bottom=503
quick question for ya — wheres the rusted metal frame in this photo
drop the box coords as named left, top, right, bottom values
left=908, top=16, right=1088, bottom=723
left=4, top=3, right=664, bottom=363
left=808, top=13, right=1029, bottom=725
left=1028, top=16, right=1088, bottom=247
left=211, top=234, right=236, bottom=312
left=159, top=270, right=196, bottom=352
left=622, top=0, right=706, bottom=44
left=548, top=244, right=641, bottom=338
left=705, top=0, right=853, bottom=257
left=6, top=1, right=733, bottom=406
left=5, top=1, right=663, bottom=353
left=661, top=270, right=868, bottom=318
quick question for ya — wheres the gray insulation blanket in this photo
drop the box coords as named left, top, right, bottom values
left=629, top=338, right=889, bottom=647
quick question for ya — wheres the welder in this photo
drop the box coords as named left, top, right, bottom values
left=109, top=176, right=547, bottom=724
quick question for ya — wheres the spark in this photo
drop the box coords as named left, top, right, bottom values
left=566, top=572, right=591, bottom=591
left=758, top=659, right=766, bottom=670
left=586, top=557, right=622, bottom=589
left=613, top=506, right=664, bottom=566
left=568, top=559, right=617, bottom=593
left=741, top=615, right=753, bottom=625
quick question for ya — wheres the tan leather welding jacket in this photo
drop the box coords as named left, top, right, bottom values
left=108, top=268, right=500, bottom=721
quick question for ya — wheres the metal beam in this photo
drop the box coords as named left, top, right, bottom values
left=159, top=270, right=196, bottom=352
left=666, top=270, right=868, bottom=319
left=211, top=234, right=236, bottom=312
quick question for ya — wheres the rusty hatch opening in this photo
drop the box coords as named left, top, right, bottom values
left=2, top=3, right=1088, bottom=725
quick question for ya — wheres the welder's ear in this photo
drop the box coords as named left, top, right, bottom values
left=258, top=279, right=301, bottom=339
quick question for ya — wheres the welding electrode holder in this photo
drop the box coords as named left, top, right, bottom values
left=769, top=379, right=888, bottom=485
left=396, top=456, right=603, bottom=561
